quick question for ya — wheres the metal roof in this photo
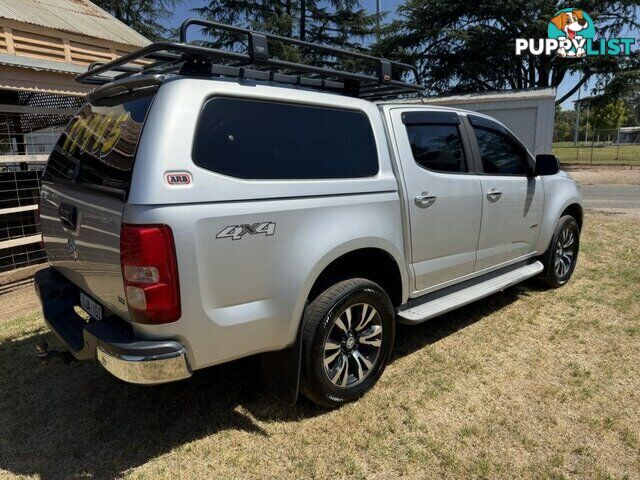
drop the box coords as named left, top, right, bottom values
left=0, top=0, right=150, bottom=47
left=382, top=87, right=556, bottom=105
left=0, top=52, right=87, bottom=74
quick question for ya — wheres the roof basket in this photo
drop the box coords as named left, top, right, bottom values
left=76, top=18, right=424, bottom=100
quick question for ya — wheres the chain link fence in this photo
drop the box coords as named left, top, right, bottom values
left=553, top=127, right=640, bottom=165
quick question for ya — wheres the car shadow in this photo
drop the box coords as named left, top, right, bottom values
left=392, top=281, right=541, bottom=360
left=0, top=281, right=538, bottom=479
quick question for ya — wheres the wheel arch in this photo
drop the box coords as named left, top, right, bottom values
left=561, top=202, right=584, bottom=230
left=260, top=239, right=408, bottom=406
left=536, top=175, right=583, bottom=254
left=308, top=247, right=404, bottom=306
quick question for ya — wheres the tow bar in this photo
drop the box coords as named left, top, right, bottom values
left=36, top=340, right=76, bottom=365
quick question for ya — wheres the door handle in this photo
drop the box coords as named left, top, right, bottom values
left=486, top=189, right=503, bottom=202
left=414, top=192, right=437, bottom=208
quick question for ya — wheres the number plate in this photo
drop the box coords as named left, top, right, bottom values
left=80, top=292, right=103, bottom=321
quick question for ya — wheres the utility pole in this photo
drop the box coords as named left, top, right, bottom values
left=573, top=86, right=581, bottom=146
left=584, top=103, right=590, bottom=143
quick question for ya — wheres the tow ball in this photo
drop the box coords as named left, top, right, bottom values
left=36, top=341, right=76, bottom=365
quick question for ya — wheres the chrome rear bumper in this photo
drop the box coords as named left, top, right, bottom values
left=35, top=267, right=192, bottom=385
left=97, top=346, right=191, bottom=385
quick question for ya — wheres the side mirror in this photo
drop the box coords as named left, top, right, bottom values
left=533, top=154, right=560, bottom=176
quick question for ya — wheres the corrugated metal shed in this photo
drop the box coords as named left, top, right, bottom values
left=0, top=0, right=150, bottom=47
left=385, top=88, right=557, bottom=155
left=383, top=87, right=556, bottom=105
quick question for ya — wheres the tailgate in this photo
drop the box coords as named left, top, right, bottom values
left=40, top=91, right=155, bottom=320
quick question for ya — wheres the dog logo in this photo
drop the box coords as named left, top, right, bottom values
left=548, top=9, right=593, bottom=57
left=515, top=9, right=635, bottom=57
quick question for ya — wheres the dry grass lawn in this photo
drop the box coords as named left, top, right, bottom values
left=0, top=214, right=639, bottom=479
left=553, top=143, right=640, bottom=166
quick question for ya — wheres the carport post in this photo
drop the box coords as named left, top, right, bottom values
left=616, top=129, right=621, bottom=160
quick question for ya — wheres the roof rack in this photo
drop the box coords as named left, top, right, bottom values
left=76, top=18, right=424, bottom=100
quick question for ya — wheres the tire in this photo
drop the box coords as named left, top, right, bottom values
left=300, top=278, right=395, bottom=409
left=540, top=215, right=580, bottom=288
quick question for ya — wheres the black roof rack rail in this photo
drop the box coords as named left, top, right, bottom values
left=76, top=18, right=423, bottom=100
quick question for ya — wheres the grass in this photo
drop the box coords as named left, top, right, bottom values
left=553, top=142, right=640, bottom=165
left=1, top=214, right=639, bottom=479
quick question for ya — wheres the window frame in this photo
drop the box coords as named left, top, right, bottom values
left=401, top=111, right=475, bottom=175
left=465, top=114, right=535, bottom=176
left=191, top=96, right=380, bottom=181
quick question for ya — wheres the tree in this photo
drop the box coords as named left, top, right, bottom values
left=624, top=95, right=640, bottom=126
left=587, top=68, right=640, bottom=126
left=588, top=100, right=628, bottom=131
left=192, top=1, right=377, bottom=65
left=374, top=0, right=640, bottom=104
left=93, top=0, right=183, bottom=40
left=554, top=105, right=575, bottom=142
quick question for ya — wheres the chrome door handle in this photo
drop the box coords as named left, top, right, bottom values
left=414, top=192, right=437, bottom=208
left=486, top=189, right=502, bottom=201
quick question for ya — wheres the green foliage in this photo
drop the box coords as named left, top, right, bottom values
left=193, top=1, right=378, bottom=65
left=92, top=0, right=183, bottom=40
left=554, top=106, right=576, bottom=142
left=623, top=94, right=640, bottom=126
left=589, top=100, right=628, bottom=130
left=374, top=0, right=640, bottom=103
left=588, top=68, right=640, bottom=126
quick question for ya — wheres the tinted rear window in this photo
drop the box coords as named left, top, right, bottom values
left=44, top=92, right=155, bottom=199
left=406, top=124, right=467, bottom=173
left=192, top=98, right=378, bottom=179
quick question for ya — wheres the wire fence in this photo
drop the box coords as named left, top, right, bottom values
left=0, top=164, right=47, bottom=273
left=0, top=113, right=67, bottom=157
left=0, top=92, right=78, bottom=274
left=553, top=127, right=640, bottom=165
left=0, top=242, right=46, bottom=273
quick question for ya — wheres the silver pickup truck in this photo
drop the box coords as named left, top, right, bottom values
left=35, top=20, right=582, bottom=408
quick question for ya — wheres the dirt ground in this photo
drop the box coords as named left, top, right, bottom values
left=566, top=165, right=640, bottom=185
left=0, top=265, right=45, bottom=320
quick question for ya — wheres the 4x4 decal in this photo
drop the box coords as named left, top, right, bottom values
left=216, top=222, right=276, bottom=241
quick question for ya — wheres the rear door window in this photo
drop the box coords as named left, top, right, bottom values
left=192, top=97, right=378, bottom=179
left=44, top=92, right=155, bottom=199
left=406, top=124, right=468, bottom=173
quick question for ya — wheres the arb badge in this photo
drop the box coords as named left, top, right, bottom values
left=165, top=172, right=192, bottom=185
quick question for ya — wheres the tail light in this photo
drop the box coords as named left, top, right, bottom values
left=120, top=224, right=181, bottom=324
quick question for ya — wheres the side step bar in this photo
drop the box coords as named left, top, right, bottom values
left=397, top=261, right=544, bottom=324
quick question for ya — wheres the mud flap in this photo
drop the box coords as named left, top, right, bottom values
left=260, top=332, right=302, bottom=406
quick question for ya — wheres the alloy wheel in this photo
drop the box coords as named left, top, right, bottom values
left=554, top=226, right=576, bottom=278
left=323, top=303, right=383, bottom=388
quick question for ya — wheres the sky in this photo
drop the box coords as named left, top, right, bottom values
left=168, top=0, right=591, bottom=110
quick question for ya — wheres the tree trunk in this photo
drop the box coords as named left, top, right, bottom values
left=286, top=0, right=292, bottom=37
left=300, top=0, right=306, bottom=41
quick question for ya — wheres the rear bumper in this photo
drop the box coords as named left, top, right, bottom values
left=34, top=267, right=191, bottom=385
